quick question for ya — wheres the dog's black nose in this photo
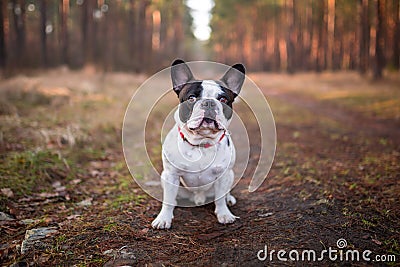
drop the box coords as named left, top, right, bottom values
left=201, top=99, right=216, bottom=109
left=203, top=118, right=214, bottom=123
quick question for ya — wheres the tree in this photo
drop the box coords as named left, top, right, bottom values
left=40, top=0, right=48, bottom=67
left=0, top=0, right=6, bottom=69
left=285, top=0, right=295, bottom=73
left=326, top=0, right=335, bottom=70
left=393, top=0, right=400, bottom=69
left=128, top=0, right=136, bottom=70
left=374, top=0, right=385, bottom=79
left=81, top=0, right=95, bottom=66
left=60, top=0, right=69, bottom=65
left=316, top=0, right=327, bottom=71
left=172, top=0, right=184, bottom=57
left=359, top=0, right=370, bottom=74
left=12, top=0, right=26, bottom=67
left=134, top=0, right=148, bottom=72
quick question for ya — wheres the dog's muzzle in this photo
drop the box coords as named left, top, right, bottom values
left=200, top=99, right=217, bottom=120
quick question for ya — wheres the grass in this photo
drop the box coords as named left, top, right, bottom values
left=0, top=70, right=135, bottom=211
left=103, top=222, right=118, bottom=232
left=115, top=193, right=146, bottom=206
left=0, top=150, right=73, bottom=209
left=107, top=189, right=147, bottom=209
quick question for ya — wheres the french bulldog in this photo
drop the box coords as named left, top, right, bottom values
left=151, top=59, right=245, bottom=229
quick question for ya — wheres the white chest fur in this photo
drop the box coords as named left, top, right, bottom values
left=162, top=126, right=236, bottom=189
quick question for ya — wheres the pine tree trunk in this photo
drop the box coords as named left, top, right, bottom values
left=326, top=0, right=335, bottom=70
left=128, top=0, right=135, bottom=70
left=317, top=0, right=327, bottom=71
left=60, top=0, right=69, bottom=65
left=286, top=0, right=295, bottom=74
left=136, top=0, right=147, bottom=72
left=172, top=0, right=183, bottom=58
left=272, top=7, right=281, bottom=71
left=0, top=0, right=6, bottom=69
left=82, top=0, right=95, bottom=66
left=12, top=0, right=26, bottom=67
left=40, top=0, right=47, bottom=67
left=358, top=0, right=370, bottom=74
left=393, top=0, right=400, bottom=69
left=374, top=0, right=385, bottom=79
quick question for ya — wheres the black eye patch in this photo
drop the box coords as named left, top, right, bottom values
left=218, top=87, right=236, bottom=105
left=176, top=81, right=202, bottom=123
left=178, top=81, right=202, bottom=103
left=217, top=87, right=236, bottom=120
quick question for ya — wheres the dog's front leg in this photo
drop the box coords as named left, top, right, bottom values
left=151, top=171, right=179, bottom=229
left=214, top=170, right=238, bottom=224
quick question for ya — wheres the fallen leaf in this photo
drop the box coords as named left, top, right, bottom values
left=70, top=179, right=82, bottom=185
left=66, top=214, right=81, bottom=220
left=258, top=212, right=274, bottom=217
left=52, top=181, right=62, bottom=188
left=55, top=186, right=66, bottom=192
left=103, top=249, right=114, bottom=256
left=372, top=239, right=382, bottom=245
left=1, top=188, right=14, bottom=198
left=21, top=219, right=39, bottom=225
left=140, top=228, right=149, bottom=234
left=36, top=192, right=60, bottom=199
left=76, top=198, right=93, bottom=207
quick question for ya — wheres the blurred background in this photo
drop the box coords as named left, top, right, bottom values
left=1, top=1, right=400, bottom=265
left=0, top=0, right=399, bottom=78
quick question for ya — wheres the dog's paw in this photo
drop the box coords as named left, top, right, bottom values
left=151, top=214, right=173, bottom=229
left=215, top=209, right=239, bottom=224
left=226, top=194, right=236, bottom=206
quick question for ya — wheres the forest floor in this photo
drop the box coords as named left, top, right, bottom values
left=0, top=68, right=399, bottom=266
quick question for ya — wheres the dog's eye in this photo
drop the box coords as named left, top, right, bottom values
left=219, top=97, right=228, bottom=103
left=188, top=95, right=196, bottom=103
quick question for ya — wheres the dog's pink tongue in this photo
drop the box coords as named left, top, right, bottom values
left=199, top=118, right=215, bottom=129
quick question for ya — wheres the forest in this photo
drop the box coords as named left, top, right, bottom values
left=0, top=0, right=399, bottom=78
left=0, top=1, right=399, bottom=266
left=0, top=0, right=194, bottom=73
left=210, top=0, right=400, bottom=77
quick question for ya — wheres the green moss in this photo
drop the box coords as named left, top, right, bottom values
left=0, top=150, right=75, bottom=211
left=108, top=193, right=147, bottom=209
left=0, top=150, right=72, bottom=194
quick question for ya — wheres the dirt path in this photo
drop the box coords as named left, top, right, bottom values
left=271, top=89, right=400, bottom=146
left=1, top=70, right=399, bottom=266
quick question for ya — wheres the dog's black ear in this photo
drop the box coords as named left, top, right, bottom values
left=171, top=59, right=194, bottom=95
left=220, top=63, right=245, bottom=96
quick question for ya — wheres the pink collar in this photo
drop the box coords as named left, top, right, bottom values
left=177, top=126, right=226, bottom=148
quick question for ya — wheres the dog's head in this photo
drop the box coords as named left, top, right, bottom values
left=171, top=59, right=245, bottom=138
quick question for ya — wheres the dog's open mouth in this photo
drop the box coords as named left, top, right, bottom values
left=188, top=117, right=222, bottom=131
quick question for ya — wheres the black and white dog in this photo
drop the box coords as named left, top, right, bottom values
left=152, top=59, right=245, bottom=229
